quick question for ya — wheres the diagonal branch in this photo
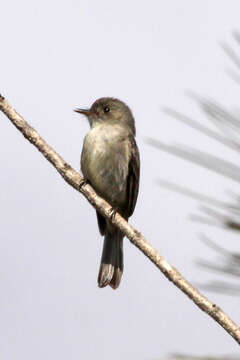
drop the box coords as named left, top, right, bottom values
left=0, top=94, right=240, bottom=344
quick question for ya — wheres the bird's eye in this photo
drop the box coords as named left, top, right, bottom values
left=104, top=106, right=110, bottom=113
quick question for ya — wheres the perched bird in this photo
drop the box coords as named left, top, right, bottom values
left=75, top=98, right=140, bottom=289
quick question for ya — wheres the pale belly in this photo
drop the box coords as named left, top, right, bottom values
left=81, top=124, right=130, bottom=210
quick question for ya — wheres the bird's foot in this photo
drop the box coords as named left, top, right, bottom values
left=79, top=178, right=88, bottom=191
left=108, top=207, right=117, bottom=221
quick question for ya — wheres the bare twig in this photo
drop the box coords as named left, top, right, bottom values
left=1, top=95, right=240, bottom=344
left=169, top=354, right=240, bottom=360
left=147, top=138, right=240, bottom=183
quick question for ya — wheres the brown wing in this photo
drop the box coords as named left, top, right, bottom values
left=125, top=135, right=140, bottom=218
left=96, top=135, right=140, bottom=233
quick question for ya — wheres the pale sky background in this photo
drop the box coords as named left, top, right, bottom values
left=1, top=1, right=240, bottom=359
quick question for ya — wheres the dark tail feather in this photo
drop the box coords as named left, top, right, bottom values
left=98, top=230, right=123, bottom=289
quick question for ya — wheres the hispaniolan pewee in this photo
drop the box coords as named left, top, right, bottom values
left=75, top=98, right=140, bottom=289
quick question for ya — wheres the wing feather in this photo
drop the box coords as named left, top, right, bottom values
left=125, top=135, right=140, bottom=218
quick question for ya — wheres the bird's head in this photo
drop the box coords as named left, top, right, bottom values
left=75, top=97, right=135, bottom=135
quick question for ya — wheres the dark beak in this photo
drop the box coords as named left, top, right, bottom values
left=74, top=108, right=91, bottom=116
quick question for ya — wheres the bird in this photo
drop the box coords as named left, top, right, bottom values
left=75, top=97, right=140, bottom=289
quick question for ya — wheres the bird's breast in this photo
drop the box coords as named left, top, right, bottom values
left=81, top=124, right=130, bottom=208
